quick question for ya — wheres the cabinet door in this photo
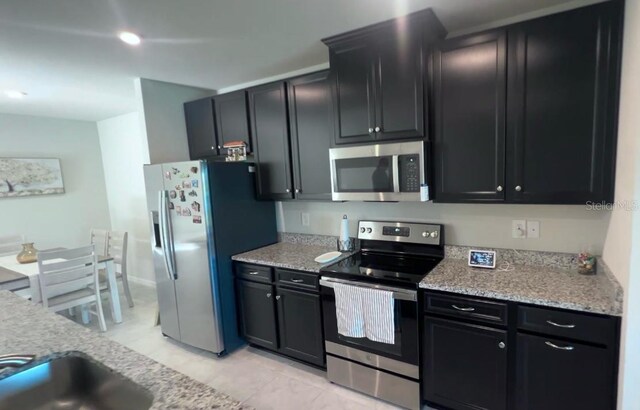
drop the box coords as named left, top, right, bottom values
left=432, top=31, right=507, bottom=203
left=213, top=90, right=251, bottom=154
left=287, top=71, right=334, bottom=200
left=374, top=31, right=424, bottom=141
left=330, top=38, right=376, bottom=145
left=506, top=2, right=621, bottom=203
left=248, top=82, right=293, bottom=199
left=184, top=98, right=217, bottom=159
left=276, top=287, right=324, bottom=366
left=236, top=279, right=278, bottom=349
left=423, top=317, right=508, bottom=410
left=516, top=333, right=615, bottom=410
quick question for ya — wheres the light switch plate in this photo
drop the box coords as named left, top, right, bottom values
left=527, top=220, right=540, bottom=238
left=512, top=220, right=527, bottom=238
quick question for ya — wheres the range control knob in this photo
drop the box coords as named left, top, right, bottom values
left=360, top=227, right=366, bottom=233
left=366, top=228, right=373, bottom=234
left=422, top=231, right=429, bottom=238
left=430, top=231, right=439, bottom=238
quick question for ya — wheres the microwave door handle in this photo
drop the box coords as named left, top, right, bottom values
left=392, top=155, right=400, bottom=192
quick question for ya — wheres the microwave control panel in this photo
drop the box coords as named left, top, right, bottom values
left=398, top=154, right=421, bottom=192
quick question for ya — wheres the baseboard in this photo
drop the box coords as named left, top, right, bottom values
left=128, top=276, right=156, bottom=288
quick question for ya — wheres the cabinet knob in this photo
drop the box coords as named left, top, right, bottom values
left=276, top=295, right=281, bottom=300
left=285, top=188, right=291, bottom=193
left=374, top=126, right=381, bottom=132
left=368, top=128, right=374, bottom=134
left=295, top=189, right=300, bottom=193
left=266, top=293, right=272, bottom=298
left=498, top=342, right=506, bottom=349
left=218, top=145, right=221, bottom=149
left=496, top=186, right=503, bottom=192
left=211, top=146, right=215, bottom=150
left=515, top=185, right=522, bottom=192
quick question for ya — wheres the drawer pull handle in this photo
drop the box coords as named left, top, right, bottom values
left=291, top=278, right=304, bottom=283
left=546, top=320, right=575, bottom=329
left=248, top=271, right=260, bottom=275
left=266, top=293, right=272, bottom=298
left=545, top=341, right=574, bottom=351
left=451, top=304, right=475, bottom=312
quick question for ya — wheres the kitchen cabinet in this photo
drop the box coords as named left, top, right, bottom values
left=287, top=71, right=334, bottom=200
left=213, top=90, right=251, bottom=154
left=236, top=279, right=278, bottom=349
left=184, top=97, right=217, bottom=159
left=423, top=316, right=508, bottom=410
left=323, top=9, right=445, bottom=145
left=516, top=333, right=614, bottom=410
left=235, top=263, right=325, bottom=367
left=432, top=1, right=622, bottom=204
left=248, top=82, right=293, bottom=200
left=432, top=30, right=507, bottom=203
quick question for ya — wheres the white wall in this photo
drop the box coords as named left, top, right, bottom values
left=135, top=78, right=213, bottom=164
left=279, top=201, right=610, bottom=254
left=0, top=113, right=111, bottom=249
left=602, top=0, right=640, bottom=407
left=97, top=112, right=155, bottom=285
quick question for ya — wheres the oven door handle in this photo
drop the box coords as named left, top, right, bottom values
left=319, top=277, right=417, bottom=302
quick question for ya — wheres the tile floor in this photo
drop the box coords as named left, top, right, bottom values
left=79, top=282, right=430, bottom=409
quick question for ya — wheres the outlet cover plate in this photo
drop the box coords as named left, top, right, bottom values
left=512, top=220, right=527, bottom=239
left=527, top=220, right=540, bottom=238
left=301, top=212, right=310, bottom=227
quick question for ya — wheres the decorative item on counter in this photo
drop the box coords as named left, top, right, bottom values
left=577, top=252, right=597, bottom=275
left=223, top=141, right=247, bottom=162
left=337, top=214, right=355, bottom=252
left=16, top=243, right=38, bottom=264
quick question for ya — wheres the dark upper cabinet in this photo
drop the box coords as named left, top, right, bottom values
left=516, top=333, right=615, bottom=410
left=236, top=279, right=278, bottom=349
left=184, top=97, right=217, bottom=159
left=432, top=2, right=621, bottom=204
left=248, top=82, right=293, bottom=200
left=276, top=287, right=324, bottom=366
left=506, top=1, right=621, bottom=203
left=213, top=90, right=252, bottom=154
left=432, top=30, right=507, bottom=203
left=287, top=71, right=334, bottom=200
left=323, top=10, right=445, bottom=145
left=423, top=317, right=508, bottom=410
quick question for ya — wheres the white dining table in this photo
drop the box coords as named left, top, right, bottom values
left=0, top=253, right=123, bottom=324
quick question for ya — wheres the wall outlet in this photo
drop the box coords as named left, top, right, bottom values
left=512, top=220, right=527, bottom=239
left=527, top=220, right=540, bottom=238
left=301, top=212, right=310, bottom=227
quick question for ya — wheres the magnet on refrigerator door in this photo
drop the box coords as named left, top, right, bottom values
left=168, top=202, right=174, bottom=210
left=191, top=201, right=201, bottom=212
left=190, top=166, right=198, bottom=173
left=179, top=191, right=186, bottom=202
left=191, top=180, right=199, bottom=188
left=188, top=190, right=197, bottom=197
left=193, top=215, right=202, bottom=224
left=169, top=190, right=177, bottom=199
left=165, top=171, right=172, bottom=180
left=183, top=180, right=192, bottom=189
left=182, top=208, right=192, bottom=216
left=175, top=205, right=182, bottom=213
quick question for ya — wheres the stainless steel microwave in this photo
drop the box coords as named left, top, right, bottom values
left=329, top=141, right=426, bottom=201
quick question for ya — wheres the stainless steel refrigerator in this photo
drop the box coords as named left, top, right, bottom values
left=144, top=160, right=276, bottom=355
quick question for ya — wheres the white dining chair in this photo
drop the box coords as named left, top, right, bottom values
left=37, top=245, right=107, bottom=332
left=89, top=229, right=109, bottom=256
left=103, top=230, right=134, bottom=308
left=0, top=234, right=24, bottom=256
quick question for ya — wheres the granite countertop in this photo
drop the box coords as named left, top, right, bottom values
left=0, top=291, right=246, bottom=409
left=232, top=241, right=352, bottom=273
left=419, top=258, right=622, bottom=316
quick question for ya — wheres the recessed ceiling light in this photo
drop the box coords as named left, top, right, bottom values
left=119, top=31, right=142, bottom=46
left=4, top=90, right=27, bottom=99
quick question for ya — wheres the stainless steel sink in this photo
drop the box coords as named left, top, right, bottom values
left=0, top=351, right=153, bottom=410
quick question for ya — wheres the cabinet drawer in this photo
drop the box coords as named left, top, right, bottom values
left=517, top=305, right=617, bottom=346
left=425, top=292, right=507, bottom=326
left=235, top=263, right=273, bottom=283
left=276, top=269, right=318, bottom=291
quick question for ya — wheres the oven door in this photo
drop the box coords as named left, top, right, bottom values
left=329, top=141, right=424, bottom=201
left=319, top=277, right=419, bottom=374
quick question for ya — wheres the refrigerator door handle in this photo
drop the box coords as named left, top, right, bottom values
left=158, top=190, right=176, bottom=280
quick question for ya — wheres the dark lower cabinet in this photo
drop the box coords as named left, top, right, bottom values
left=516, top=333, right=614, bottom=410
left=276, top=287, right=324, bottom=366
left=423, top=317, right=508, bottom=410
left=236, top=279, right=278, bottom=349
left=184, top=97, right=217, bottom=159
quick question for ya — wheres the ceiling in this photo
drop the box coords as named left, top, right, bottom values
left=0, top=0, right=580, bottom=122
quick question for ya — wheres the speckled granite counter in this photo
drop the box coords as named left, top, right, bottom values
left=232, top=241, right=353, bottom=273
left=0, top=291, right=246, bottom=409
left=419, top=258, right=622, bottom=316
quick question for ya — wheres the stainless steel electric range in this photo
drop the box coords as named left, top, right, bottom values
left=319, top=220, right=444, bottom=410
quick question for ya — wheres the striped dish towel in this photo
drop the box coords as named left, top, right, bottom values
left=333, top=283, right=365, bottom=338
left=362, top=287, right=395, bottom=344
